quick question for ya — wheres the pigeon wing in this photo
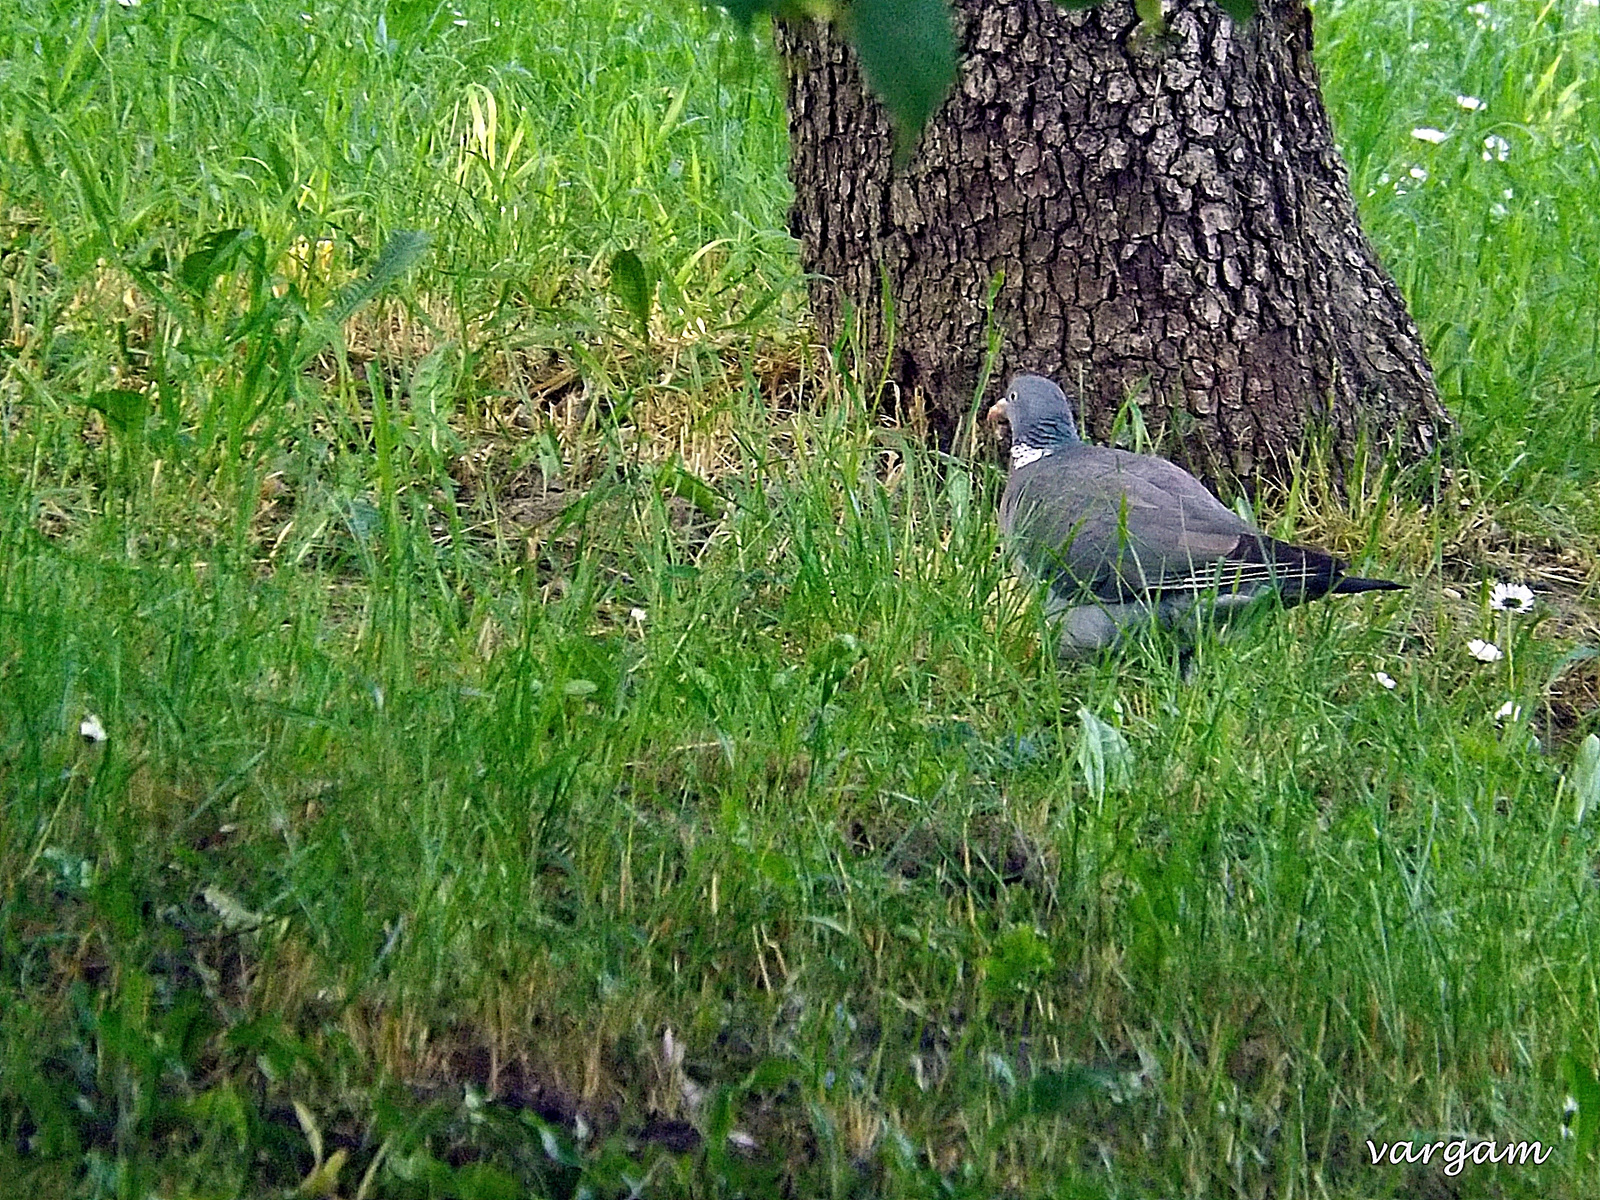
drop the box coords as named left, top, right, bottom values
left=1002, top=446, right=1253, bottom=601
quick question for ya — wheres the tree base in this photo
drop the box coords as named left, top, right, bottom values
left=778, top=0, right=1450, bottom=484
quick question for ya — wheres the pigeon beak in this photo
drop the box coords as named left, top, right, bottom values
left=986, top=399, right=1010, bottom=426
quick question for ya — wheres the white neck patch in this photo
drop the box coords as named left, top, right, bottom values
left=1011, top=443, right=1051, bottom=469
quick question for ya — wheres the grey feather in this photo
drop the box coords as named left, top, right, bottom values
left=1002, top=446, right=1248, bottom=596
left=988, top=374, right=1404, bottom=658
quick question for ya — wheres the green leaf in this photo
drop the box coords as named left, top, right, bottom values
left=263, top=141, right=294, bottom=194
left=1215, top=0, right=1256, bottom=23
left=524, top=1115, right=583, bottom=1168
left=1075, top=707, right=1133, bottom=804
left=845, top=0, right=957, bottom=162
left=387, top=1150, right=456, bottom=1187
left=1054, top=0, right=1107, bottom=9
left=1018, top=1065, right=1109, bottom=1116
left=657, top=460, right=727, bottom=518
left=202, top=885, right=266, bottom=931
left=704, top=1085, right=735, bottom=1170
left=85, top=388, right=151, bottom=440
left=185, top=1088, right=248, bottom=1152
left=179, top=227, right=252, bottom=298
left=452, top=1163, right=522, bottom=1200
left=990, top=1063, right=1112, bottom=1140
left=296, top=1150, right=347, bottom=1198
left=717, top=0, right=775, bottom=26
left=981, top=924, right=1055, bottom=998
left=743, top=1057, right=801, bottom=1091
left=754, top=848, right=798, bottom=889
left=1571, top=733, right=1600, bottom=826
left=609, top=248, right=653, bottom=339
left=408, top=342, right=466, bottom=456
left=1559, top=1052, right=1600, bottom=1158
left=1133, top=0, right=1166, bottom=34
left=293, top=1099, right=324, bottom=1166
left=327, top=229, right=430, bottom=326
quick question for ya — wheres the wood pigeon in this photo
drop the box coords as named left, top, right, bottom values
left=986, top=374, right=1404, bottom=658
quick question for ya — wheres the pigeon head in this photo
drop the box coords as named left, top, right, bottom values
left=986, top=374, right=1081, bottom=459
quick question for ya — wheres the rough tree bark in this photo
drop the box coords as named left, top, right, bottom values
left=776, top=0, right=1451, bottom=481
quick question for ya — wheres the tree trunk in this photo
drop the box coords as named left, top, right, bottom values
left=776, top=0, right=1450, bottom=482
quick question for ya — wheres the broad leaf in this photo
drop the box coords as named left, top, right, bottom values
left=327, top=229, right=430, bottom=326
left=610, top=248, right=653, bottom=339
left=1216, top=0, right=1257, bottom=23
left=845, top=0, right=957, bottom=162
left=85, top=388, right=150, bottom=440
left=1075, top=706, right=1132, bottom=804
left=179, top=227, right=253, bottom=298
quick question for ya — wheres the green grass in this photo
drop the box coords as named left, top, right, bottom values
left=2, top=0, right=1599, bottom=1197
left=1319, top=0, right=1600, bottom=499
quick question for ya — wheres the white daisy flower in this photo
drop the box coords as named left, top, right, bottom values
left=80, top=713, right=107, bottom=744
left=1408, top=166, right=1429, bottom=181
left=1411, top=127, right=1449, bottom=145
left=1456, top=95, right=1485, bottom=112
left=1494, top=700, right=1522, bottom=723
left=1489, top=582, right=1534, bottom=613
left=1482, top=134, right=1510, bottom=162
left=630, top=607, right=648, bottom=624
left=1374, top=671, right=1398, bottom=690
left=1468, top=639, right=1504, bottom=663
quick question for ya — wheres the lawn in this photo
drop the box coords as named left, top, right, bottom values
left=2, top=0, right=1598, bottom=1196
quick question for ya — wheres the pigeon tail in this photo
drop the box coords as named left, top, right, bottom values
left=1208, top=533, right=1343, bottom=604
left=1330, top=576, right=1407, bottom=595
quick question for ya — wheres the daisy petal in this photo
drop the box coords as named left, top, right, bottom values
left=1468, top=639, right=1504, bottom=663
left=1489, top=582, right=1535, bottom=613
